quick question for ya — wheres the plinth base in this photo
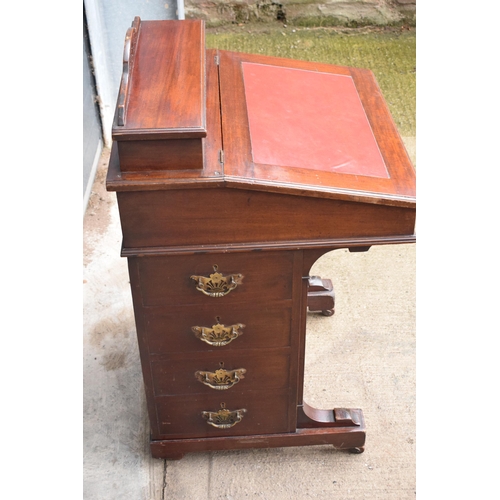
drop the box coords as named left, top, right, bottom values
left=150, top=406, right=365, bottom=460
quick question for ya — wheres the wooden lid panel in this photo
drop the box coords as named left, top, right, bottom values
left=112, top=18, right=206, bottom=139
left=219, top=50, right=415, bottom=206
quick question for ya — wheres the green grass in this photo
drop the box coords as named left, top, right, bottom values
left=206, top=26, right=415, bottom=137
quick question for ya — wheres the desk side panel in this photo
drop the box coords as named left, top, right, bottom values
left=116, top=188, right=415, bottom=251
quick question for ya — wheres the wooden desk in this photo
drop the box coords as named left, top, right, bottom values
left=106, top=18, right=416, bottom=460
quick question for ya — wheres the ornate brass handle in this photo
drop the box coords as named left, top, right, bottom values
left=190, top=265, right=244, bottom=297
left=202, top=403, right=247, bottom=429
left=192, top=317, right=245, bottom=346
left=195, top=362, right=246, bottom=390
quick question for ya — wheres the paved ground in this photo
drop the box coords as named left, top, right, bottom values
left=83, top=136, right=415, bottom=499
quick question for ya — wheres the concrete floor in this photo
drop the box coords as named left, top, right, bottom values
left=83, top=141, right=416, bottom=499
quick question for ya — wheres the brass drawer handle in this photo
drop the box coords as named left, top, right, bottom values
left=202, top=403, right=247, bottom=429
left=195, top=362, right=246, bottom=390
left=190, top=265, right=244, bottom=297
left=192, top=317, right=245, bottom=346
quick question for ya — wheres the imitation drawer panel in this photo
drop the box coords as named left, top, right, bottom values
left=150, top=348, right=291, bottom=396
left=136, top=251, right=295, bottom=306
left=155, top=389, right=291, bottom=439
left=143, top=301, right=292, bottom=353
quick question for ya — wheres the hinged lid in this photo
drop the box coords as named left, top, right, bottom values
left=218, top=50, right=415, bottom=206
left=107, top=20, right=415, bottom=210
left=112, top=18, right=206, bottom=141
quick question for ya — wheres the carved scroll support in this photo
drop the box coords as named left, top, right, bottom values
left=307, top=276, right=335, bottom=316
left=297, top=403, right=362, bottom=429
left=297, top=403, right=365, bottom=453
left=116, top=16, right=141, bottom=126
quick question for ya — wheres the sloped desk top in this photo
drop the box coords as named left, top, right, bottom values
left=107, top=20, right=415, bottom=211
left=217, top=50, right=415, bottom=207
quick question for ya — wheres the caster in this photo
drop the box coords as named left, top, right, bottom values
left=348, top=447, right=364, bottom=454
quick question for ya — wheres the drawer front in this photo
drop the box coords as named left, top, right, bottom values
left=137, top=251, right=294, bottom=306
left=155, top=390, right=291, bottom=439
left=144, top=301, right=292, bottom=353
left=150, top=348, right=290, bottom=396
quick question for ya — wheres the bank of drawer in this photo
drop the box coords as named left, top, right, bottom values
left=144, top=301, right=292, bottom=354
left=155, top=389, right=291, bottom=439
left=150, top=348, right=290, bottom=396
left=137, top=251, right=294, bottom=306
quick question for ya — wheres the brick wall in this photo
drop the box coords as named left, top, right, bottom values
left=184, top=1, right=416, bottom=27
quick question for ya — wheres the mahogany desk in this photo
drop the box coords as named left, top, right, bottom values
left=106, top=18, right=416, bottom=460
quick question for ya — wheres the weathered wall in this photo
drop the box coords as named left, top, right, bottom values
left=184, top=1, right=415, bottom=27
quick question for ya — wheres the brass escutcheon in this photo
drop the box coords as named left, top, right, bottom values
left=192, top=317, right=245, bottom=346
left=195, top=362, right=246, bottom=390
left=202, top=402, right=247, bottom=429
left=190, top=265, right=244, bottom=297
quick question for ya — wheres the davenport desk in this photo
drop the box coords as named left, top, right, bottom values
left=106, top=18, right=416, bottom=460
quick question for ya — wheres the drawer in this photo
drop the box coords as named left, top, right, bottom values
left=136, top=251, right=295, bottom=306
left=150, top=348, right=291, bottom=396
left=155, top=389, right=292, bottom=439
left=143, top=301, right=292, bottom=353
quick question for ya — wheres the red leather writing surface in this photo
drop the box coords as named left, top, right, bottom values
left=242, top=62, right=389, bottom=178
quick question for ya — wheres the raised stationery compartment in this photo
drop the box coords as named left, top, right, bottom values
left=111, top=18, right=206, bottom=172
